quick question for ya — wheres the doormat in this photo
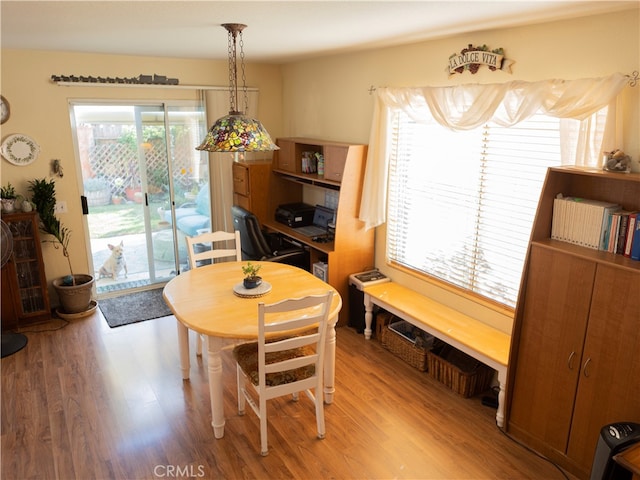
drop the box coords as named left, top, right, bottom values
left=100, top=288, right=173, bottom=328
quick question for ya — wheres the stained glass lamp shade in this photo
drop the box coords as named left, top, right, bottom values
left=197, top=23, right=278, bottom=153
left=196, top=113, right=277, bottom=152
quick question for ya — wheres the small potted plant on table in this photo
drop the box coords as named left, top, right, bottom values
left=242, top=262, right=262, bottom=289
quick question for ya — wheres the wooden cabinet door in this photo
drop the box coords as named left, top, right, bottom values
left=323, top=145, right=347, bottom=183
left=231, top=161, right=273, bottom=225
left=232, top=163, right=249, bottom=196
left=509, top=245, right=595, bottom=453
left=567, top=265, right=640, bottom=472
left=274, top=139, right=296, bottom=173
left=1, top=212, right=51, bottom=327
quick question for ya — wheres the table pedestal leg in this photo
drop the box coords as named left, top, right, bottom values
left=177, top=320, right=190, bottom=380
left=363, top=294, right=373, bottom=340
left=207, top=336, right=226, bottom=438
left=323, top=321, right=337, bottom=404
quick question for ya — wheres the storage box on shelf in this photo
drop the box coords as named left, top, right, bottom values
left=507, top=166, right=640, bottom=480
left=379, top=314, right=433, bottom=371
left=377, top=310, right=494, bottom=396
left=427, top=344, right=494, bottom=398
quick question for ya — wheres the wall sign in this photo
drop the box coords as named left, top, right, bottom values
left=448, top=44, right=514, bottom=76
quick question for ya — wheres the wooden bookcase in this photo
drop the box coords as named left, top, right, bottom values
left=506, top=166, right=640, bottom=479
left=1, top=211, right=51, bottom=330
left=262, top=137, right=375, bottom=326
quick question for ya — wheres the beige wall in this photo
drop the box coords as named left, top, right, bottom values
left=2, top=8, right=638, bottom=328
left=0, top=49, right=282, bottom=296
left=280, top=8, right=640, bottom=333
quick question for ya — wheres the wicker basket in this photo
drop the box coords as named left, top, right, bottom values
left=381, top=319, right=432, bottom=371
left=427, top=344, right=494, bottom=398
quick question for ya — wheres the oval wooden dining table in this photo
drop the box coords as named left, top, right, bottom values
left=163, top=261, right=342, bottom=439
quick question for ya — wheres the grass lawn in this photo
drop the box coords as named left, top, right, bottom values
left=88, top=202, right=164, bottom=238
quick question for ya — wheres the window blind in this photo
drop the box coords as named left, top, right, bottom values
left=387, top=111, right=564, bottom=308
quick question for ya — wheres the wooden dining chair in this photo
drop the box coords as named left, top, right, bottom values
left=232, top=291, right=333, bottom=456
left=185, top=230, right=242, bottom=355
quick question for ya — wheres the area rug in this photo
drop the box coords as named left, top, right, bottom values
left=100, top=288, right=173, bottom=328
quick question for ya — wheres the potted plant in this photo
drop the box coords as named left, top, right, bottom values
left=83, top=177, right=111, bottom=206
left=1, top=182, right=17, bottom=213
left=242, top=262, right=262, bottom=289
left=29, top=178, right=95, bottom=314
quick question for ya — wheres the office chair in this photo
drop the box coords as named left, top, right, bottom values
left=231, top=205, right=307, bottom=268
left=185, top=230, right=242, bottom=355
left=232, top=292, right=333, bottom=456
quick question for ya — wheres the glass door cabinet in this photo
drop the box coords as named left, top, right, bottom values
left=1, top=212, right=51, bottom=330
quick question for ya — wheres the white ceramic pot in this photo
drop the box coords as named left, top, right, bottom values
left=1, top=198, right=16, bottom=213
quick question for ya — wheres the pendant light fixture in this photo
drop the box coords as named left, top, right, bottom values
left=197, top=23, right=278, bottom=153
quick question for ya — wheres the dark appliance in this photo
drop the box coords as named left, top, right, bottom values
left=275, top=203, right=315, bottom=228
left=590, top=422, right=640, bottom=480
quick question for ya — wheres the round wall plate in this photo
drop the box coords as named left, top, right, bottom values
left=0, top=96, right=9, bottom=124
left=1, top=134, right=40, bottom=166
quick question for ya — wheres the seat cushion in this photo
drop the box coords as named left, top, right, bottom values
left=176, top=214, right=210, bottom=237
left=233, top=341, right=316, bottom=386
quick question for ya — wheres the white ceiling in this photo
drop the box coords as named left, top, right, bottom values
left=1, top=1, right=637, bottom=63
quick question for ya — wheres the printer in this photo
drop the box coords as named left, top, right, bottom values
left=275, top=202, right=315, bottom=228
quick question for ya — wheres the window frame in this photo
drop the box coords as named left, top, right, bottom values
left=385, top=109, right=607, bottom=310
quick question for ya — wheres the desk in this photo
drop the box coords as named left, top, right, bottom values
left=615, top=443, right=640, bottom=480
left=263, top=220, right=335, bottom=254
left=263, top=219, right=374, bottom=327
left=163, top=261, right=342, bottom=439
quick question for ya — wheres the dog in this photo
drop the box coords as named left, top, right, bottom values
left=98, top=241, right=128, bottom=280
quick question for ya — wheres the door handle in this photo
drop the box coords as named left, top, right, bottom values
left=81, top=195, right=88, bottom=215
left=567, top=351, right=576, bottom=370
left=582, top=357, right=592, bottom=377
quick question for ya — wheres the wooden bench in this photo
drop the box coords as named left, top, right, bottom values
left=362, top=282, right=510, bottom=427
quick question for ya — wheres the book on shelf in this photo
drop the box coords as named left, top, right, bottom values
left=630, top=218, right=640, bottom=261
left=624, top=213, right=637, bottom=257
left=607, top=213, right=620, bottom=253
left=611, top=210, right=638, bottom=255
left=623, top=212, right=639, bottom=257
left=616, top=212, right=630, bottom=254
left=551, top=195, right=620, bottom=251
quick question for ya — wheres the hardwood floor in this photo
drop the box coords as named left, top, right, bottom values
left=1, top=309, right=577, bottom=480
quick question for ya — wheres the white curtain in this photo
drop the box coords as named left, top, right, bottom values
left=202, top=89, right=259, bottom=232
left=360, top=73, right=629, bottom=230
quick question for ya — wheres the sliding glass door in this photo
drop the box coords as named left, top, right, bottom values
left=70, top=101, right=208, bottom=296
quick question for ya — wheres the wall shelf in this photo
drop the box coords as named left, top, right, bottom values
left=54, top=81, right=258, bottom=91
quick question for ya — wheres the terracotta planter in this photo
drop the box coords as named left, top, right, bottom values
left=125, top=187, right=141, bottom=201
left=53, top=274, right=95, bottom=313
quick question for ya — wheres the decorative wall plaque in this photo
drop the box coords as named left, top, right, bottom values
left=448, top=44, right=514, bottom=76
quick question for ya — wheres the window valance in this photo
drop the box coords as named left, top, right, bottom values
left=360, top=73, right=629, bottom=229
